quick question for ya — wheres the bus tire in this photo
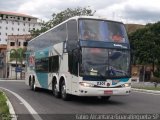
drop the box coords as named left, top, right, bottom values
left=31, top=79, right=37, bottom=91
left=60, top=81, right=70, bottom=101
left=52, top=81, right=60, bottom=98
left=101, top=96, right=111, bottom=101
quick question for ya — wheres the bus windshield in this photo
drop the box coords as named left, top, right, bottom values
left=79, top=19, right=128, bottom=43
left=80, top=47, right=130, bottom=78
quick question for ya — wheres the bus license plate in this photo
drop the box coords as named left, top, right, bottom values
left=104, top=90, right=113, bottom=94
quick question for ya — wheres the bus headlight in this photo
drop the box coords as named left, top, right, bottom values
left=123, top=83, right=131, bottom=87
left=79, top=82, right=94, bottom=87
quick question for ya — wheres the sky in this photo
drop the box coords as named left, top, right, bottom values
left=0, top=0, right=160, bottom=24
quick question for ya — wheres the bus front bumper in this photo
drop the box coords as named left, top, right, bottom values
left=77, top=87, right=131, bottom=96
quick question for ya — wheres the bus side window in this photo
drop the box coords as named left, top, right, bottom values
left=67, top=20, right=78, bottom=52
left=49, top=55, right=59, bottom=72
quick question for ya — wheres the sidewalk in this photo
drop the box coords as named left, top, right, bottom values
left=132, top=82, right=160, bottom=94
left=132, top=88, right=160, bottom=94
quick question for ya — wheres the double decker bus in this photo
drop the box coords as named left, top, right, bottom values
left=26, top=16, right=131, bottom=101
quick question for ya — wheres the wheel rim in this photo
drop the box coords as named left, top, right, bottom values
left=31, top=80, right=34, bottom=89
left=33, top=83, right=36, bottom=90
left=53, top=84, right=58, bottom=96
left=30, top=80, right=33, bottom=89
left=61, top=84, right=66, bottom=98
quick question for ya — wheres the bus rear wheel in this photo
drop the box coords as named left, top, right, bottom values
left=30, top=79, right=37, bottom=91
left=52, top=82, right=60, bottom=98
left=61, top=81, right=70, bottom=101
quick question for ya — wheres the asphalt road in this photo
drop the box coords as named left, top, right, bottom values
left=0, top=80, right=160, bottom=120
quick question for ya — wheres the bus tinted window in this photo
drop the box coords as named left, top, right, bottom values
left=67, top=20, right=78, bottom=51
left=79, top=19, right=128, bottom=43
left=35, top=58, right=49, bottom=72
left=28, top=23, right=67, bottom=51
left=67, top=20, right=77, bottom=40
left=49, top=56, right=59, bottom=72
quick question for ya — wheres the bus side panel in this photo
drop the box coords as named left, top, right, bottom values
left=35, top=73, right=48, bottom=89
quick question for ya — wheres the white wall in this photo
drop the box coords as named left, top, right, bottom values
left=0, top=15, right=41, bottom=44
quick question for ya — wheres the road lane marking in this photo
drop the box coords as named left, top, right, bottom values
left=0, top=87, right=43, bottom=120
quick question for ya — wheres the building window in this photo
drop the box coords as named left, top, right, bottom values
left=23, top=42, right=27, bottom=46
left=18, top=22, right=20, bottom=25
left=12, top=27, right=14, bottom=31
left=6, top=21, right=8, bottom=24
left=28, top=18, right=31, bottom=21
left=24, top=23, right=25, bottom=26
left=19, top=42, right=21, bottom=46
left=18, top=17, right=20, bottom=20
left=10, top=42, right=15, bottom=46
left=12, top=22, right=14, bottom=25
left=0, top=32, right=1, bottom=35
left=23, top=17, right=26, bottom=21
left=0, top=26, right=1, bottom=29
left=6, top=16, right=8, bottom=18
left=6, top=33, right=7, bottom=36
left=23, top=29, right=25, bottom=32
left=6, top=27, right=8, bottom=30
left=18, top=28, right=19, bottom=31
left=0, top=38, right=1, bottom=41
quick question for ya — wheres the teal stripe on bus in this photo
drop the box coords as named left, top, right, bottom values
left=35, top=47, right=50, bottom=59
left=36, top=73, right=48, bottom=89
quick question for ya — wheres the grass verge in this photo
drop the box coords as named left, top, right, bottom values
left=0, top=91, right=10, bottom=119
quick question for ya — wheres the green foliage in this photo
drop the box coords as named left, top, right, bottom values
left=129, top=21, right=160, bottom=74
left=0, top=91, right=9, bottom=114
left=30, top=21, right=48, bottom=38
left=10, top=48, right=24, bottom=62
left=30, top=7, right=96, bottom=38
left=153, top=71, right=160, bottom=78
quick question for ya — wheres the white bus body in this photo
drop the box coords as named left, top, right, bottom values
left=26, top=16, right=131, bottom=100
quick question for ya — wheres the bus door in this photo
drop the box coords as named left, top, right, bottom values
left=68, top=49, right=80, bottom=94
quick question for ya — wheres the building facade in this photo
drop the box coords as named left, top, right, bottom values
left=0, top=45, right=7, bottom=78
left=0, top=11, right=41, bottom=45
left=6, top=34, right=32, bottom=79
left=0, top=11, right=41, bottom=79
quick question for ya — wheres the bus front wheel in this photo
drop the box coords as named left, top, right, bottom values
left=61, top=81, right=70, bottom=101
left=101, top=96, right=111, bottom=101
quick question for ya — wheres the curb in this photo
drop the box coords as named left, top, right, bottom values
left=132, top=88, right=160, bottom=94
left=0, top=80, right=25, bottom=82
left=5, top=94, right=18, bottom=120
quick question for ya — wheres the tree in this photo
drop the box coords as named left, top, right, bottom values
left=129, top=21, right=160, bottom=72
left=30, top=7, right=96, bottom=37
left=10, top=48, right=24, bottom=62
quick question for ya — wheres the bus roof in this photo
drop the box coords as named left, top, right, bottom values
left=29, top=16, right=123, bottom=43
